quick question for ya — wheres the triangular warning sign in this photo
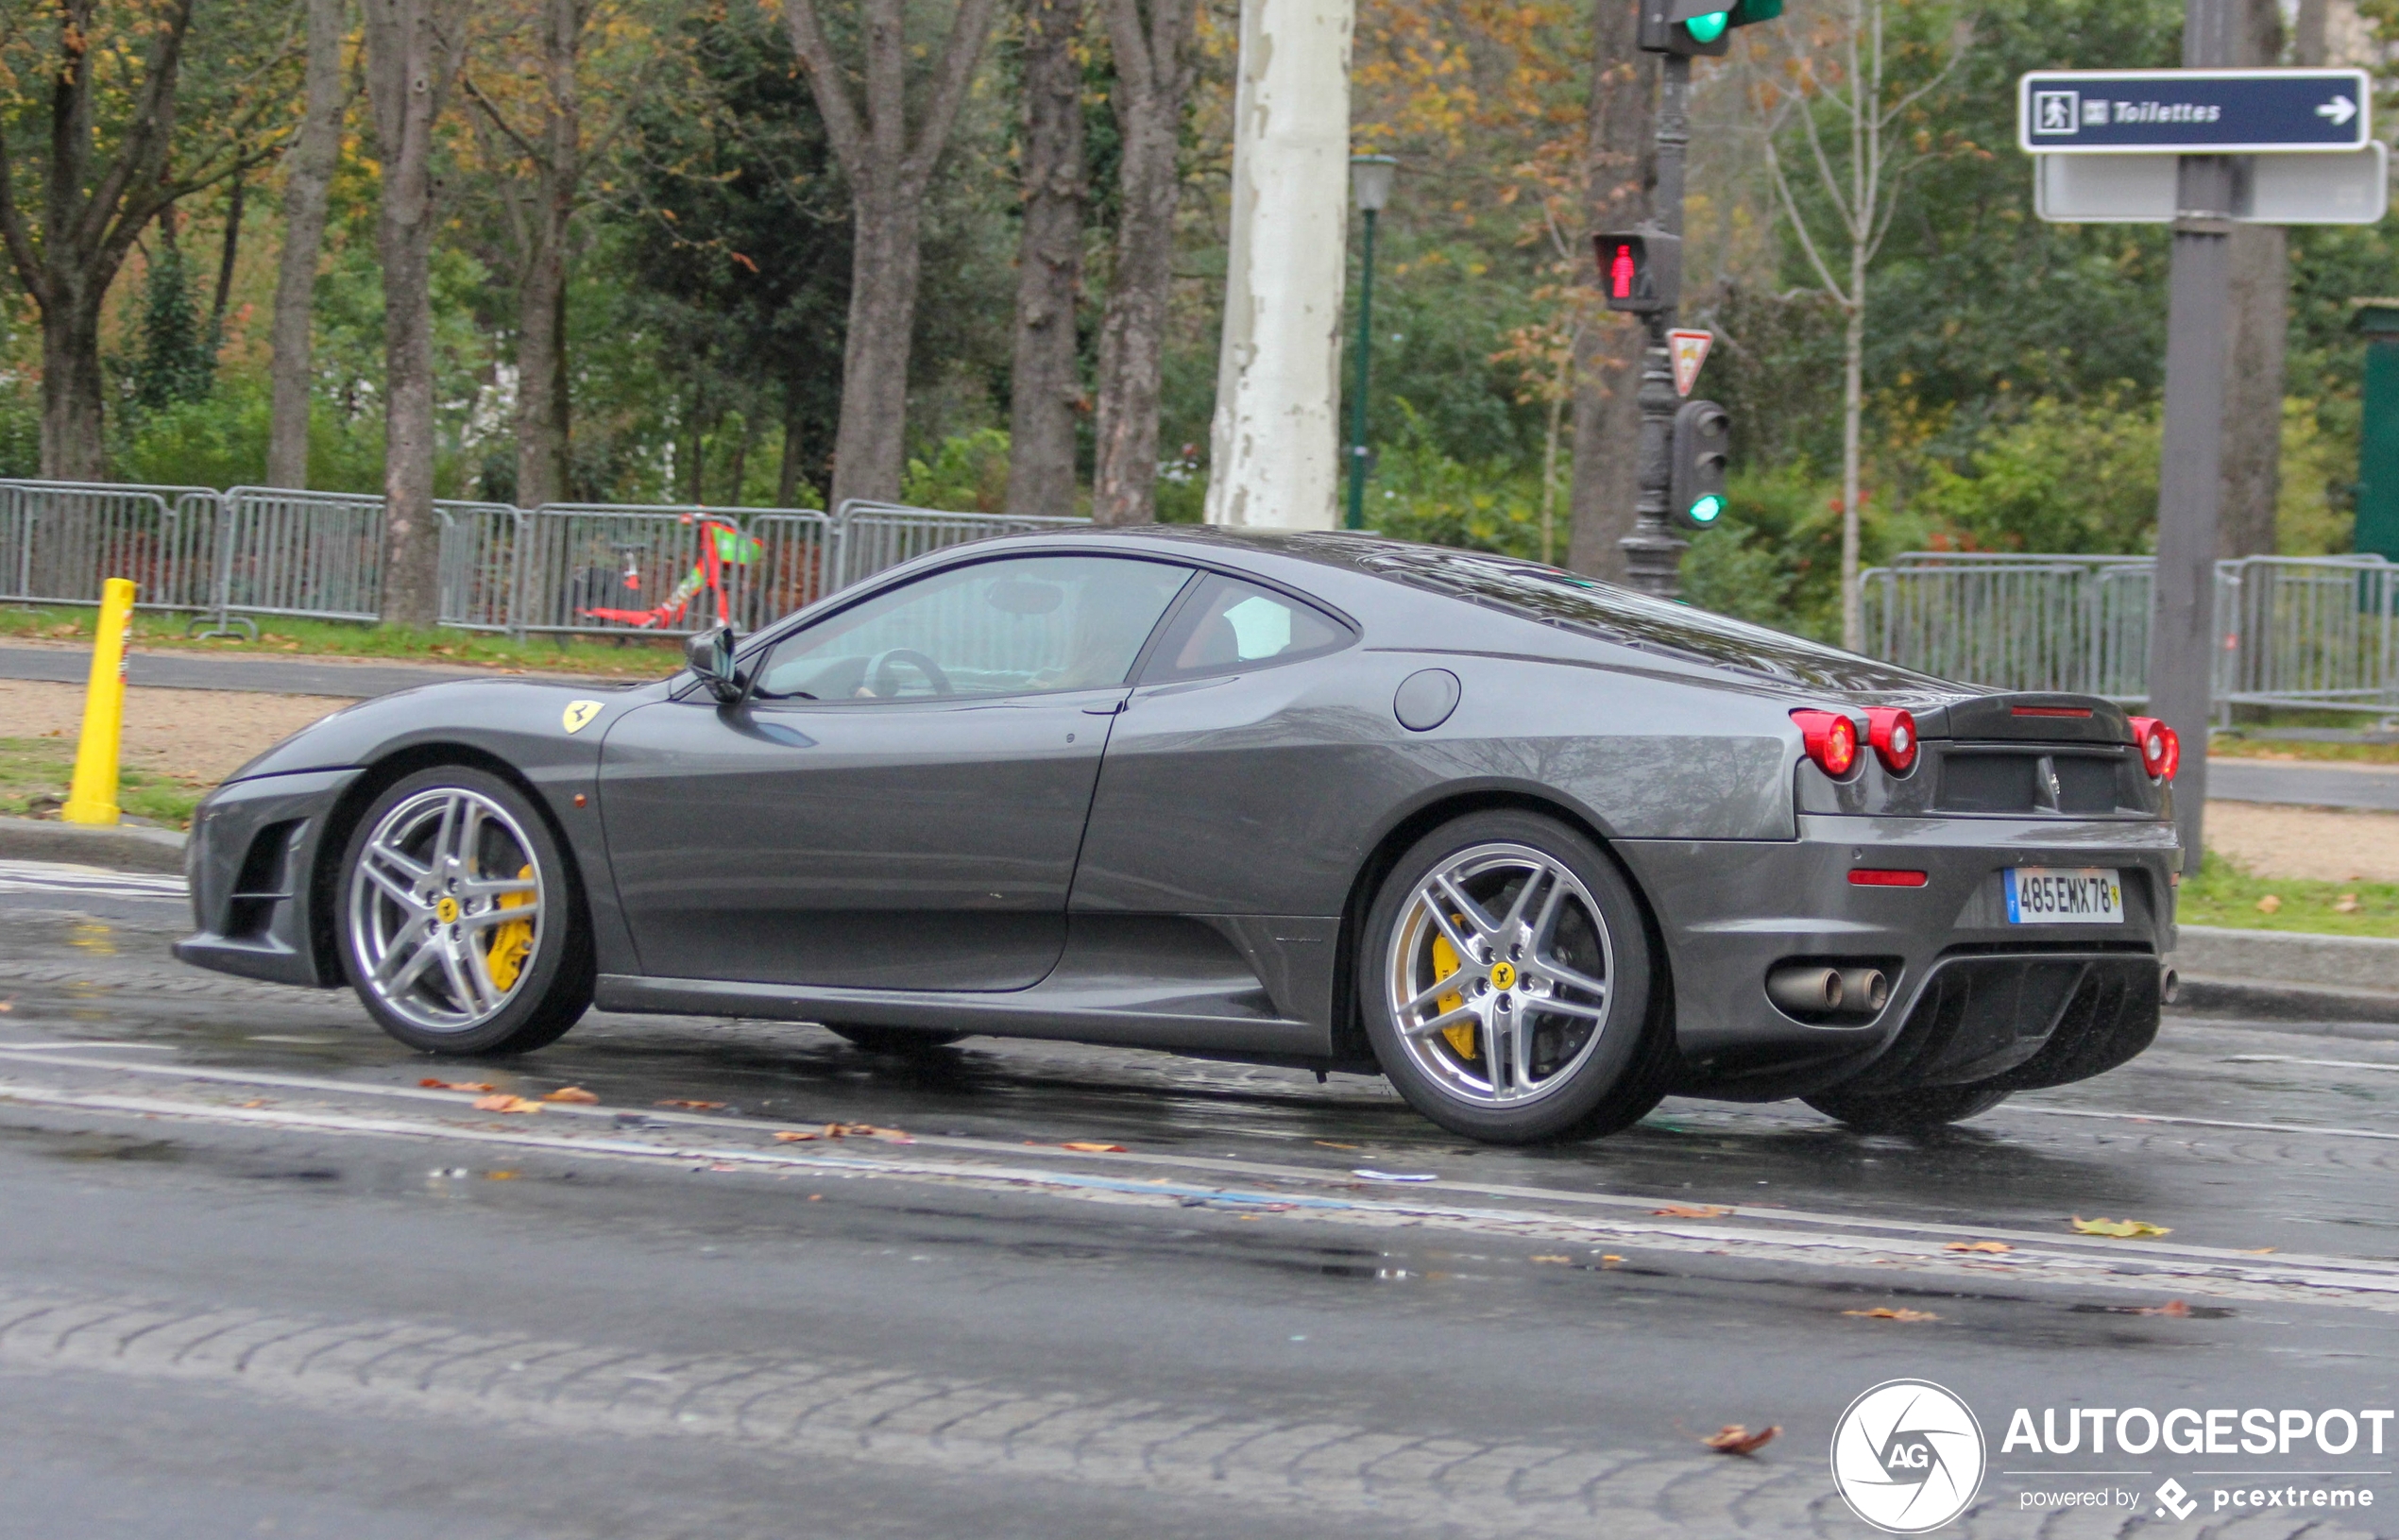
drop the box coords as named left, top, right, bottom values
left=1668, top=329, right=1713, bottom=398
left=1668, top=329, right=1712, bottom=396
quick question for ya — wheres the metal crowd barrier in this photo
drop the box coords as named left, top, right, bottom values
left=831, top=499, right=1087, bottom=590
left=1859, top=551, right=2399, bottom=715
left=0, top=480, right=221, bottom=614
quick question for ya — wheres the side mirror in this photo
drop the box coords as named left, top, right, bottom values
left=684, top=625, right=743, bottom=703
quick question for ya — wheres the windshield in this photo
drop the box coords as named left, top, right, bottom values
left=1349, top=544, right=1949, bottom=694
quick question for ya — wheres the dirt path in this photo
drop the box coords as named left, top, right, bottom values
left=0, top=680, right=349, bottom=784
left=2204, top=799, right=2399, bottom=882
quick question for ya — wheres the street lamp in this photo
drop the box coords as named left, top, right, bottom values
left=1346, top=154, right=1398, bottom=532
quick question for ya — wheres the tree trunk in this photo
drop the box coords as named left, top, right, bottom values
left=1840, top=289, right=1864, bottom=651
left=1090, top=0, right=1196, bottom=525
left=268, top=0, right=348, bottom=490
left=2217, top=0, right=2287, bottom=558
left=209, top=172, right=246, bottom=343
left=365, top=0, right=466, bottom=629
left=784, top=0, right=1005, bottom=512
left=40, top=299, right=108, bottom=481
left=777, top=384, right=805, bottom=507
left=1564, top=19, right=1651, bottom=581
left=510, top=0, right=582, bottom=514
left=1006, top=0, right=1087, bottom=518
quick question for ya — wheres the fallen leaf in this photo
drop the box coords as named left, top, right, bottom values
left=805, top=1193, right=822, bottom=1201
left=655, top=1099, right=725, bottom=1110
left=485, top=1170, right=519, bottom=1181
left=2255, top=894, right=2283, bottom=914
left=472, top=1094, right=542, bottom=1114
left=540, top=1086, right=599, bottom=1104
left=421, top=1078, right=498, bottom=1092
left=2135, top=1299, right=2191, bottom=1316
left=1062, top=1142, right=1127, bottom=1153
left=2237, top=1246, right=2277, bottom=1255
left=1312, top=1141, right=1359, bottom=1150
left=0, top=1000, right=12, bottom=1012
left=1844, top=1307, right=1939, bottom=1322
left=1944, top=1241, right=2013, bottom=1254
left=2335, top=893, right=2362, bottom=914
left=1702, top=1424, right=1781, bottom=1456
left=1652, top=1203, right=1731, bottom=1218
left=772, top=1130, right=819, bottom=1142
left=1529, top=1255, right=1574, bottom=1264
left=1600, top=1254, right=1625, bottom=1268
left=239, top=1098, right=269, bottom=1108
left=2070, top=1215, right=2170, bottom=1238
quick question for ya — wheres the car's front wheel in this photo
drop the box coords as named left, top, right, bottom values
left=338, top=766, right=592, bottom=1055
left=1360, top=809, right=1671, bottom=1143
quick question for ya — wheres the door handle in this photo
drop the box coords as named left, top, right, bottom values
left=1082, top=700, right=1128, bottom=716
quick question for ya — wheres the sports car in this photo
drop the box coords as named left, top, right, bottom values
left=176, top=527, right=2181, bottom=1143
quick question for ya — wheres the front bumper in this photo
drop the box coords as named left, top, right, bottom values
left=1618, top=813, right=2177, bottom=1100
left=173, top=768, right=361, bottom=988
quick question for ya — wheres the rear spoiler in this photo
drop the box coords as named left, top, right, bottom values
left=1911, top=693, right=2132, bottom=746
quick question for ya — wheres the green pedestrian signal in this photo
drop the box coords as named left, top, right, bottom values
left=1682, top=10, right=1729, bottom=42
left=1688, top=493, right=1726, bottom=526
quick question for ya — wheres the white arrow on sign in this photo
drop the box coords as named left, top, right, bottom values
left=2318, top=93, right=2358, bottom=126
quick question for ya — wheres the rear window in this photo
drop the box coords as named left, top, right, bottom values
left=1351, top=545, right=1944, bottom=693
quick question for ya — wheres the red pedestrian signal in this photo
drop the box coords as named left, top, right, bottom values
left=1594, top=228, right=1681, bottom=313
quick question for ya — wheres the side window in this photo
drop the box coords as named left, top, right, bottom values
left=750, top=555, right=1191, bottom=702
left=1144, top=575, right=1353, bottom=682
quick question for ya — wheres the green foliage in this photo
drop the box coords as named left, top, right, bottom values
left=901, top=429, right=1013, bottom=513
left=1681, top=465, right=1924, bottom=642
left=114, top=375, right=385, bottom=494
left=1909, top=392, right=2161, bottom=553
left=1364, top=401, right=1555, bottom=560
left=128, top=240, right=215, bottom=415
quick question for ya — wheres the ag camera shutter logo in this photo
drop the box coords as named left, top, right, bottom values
left=1831, top=1379, right=1987, bottom=1533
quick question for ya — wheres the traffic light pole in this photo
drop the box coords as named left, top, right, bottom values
left=1620, top=54, right=1693, bottom=599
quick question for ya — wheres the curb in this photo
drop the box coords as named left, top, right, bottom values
left=2170, top=975, right=2399, bottom=1036
left=0, top=815, right=186, bottom=874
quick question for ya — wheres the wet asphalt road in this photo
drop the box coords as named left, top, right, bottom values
left=2, top=874, right=2397, bottom=1539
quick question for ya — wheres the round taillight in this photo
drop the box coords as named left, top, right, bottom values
left=2129, top=716, right=2181, bottom=782
left=1866, top=707, right=1918, bottom=775
left=1791, top=709, right=1860, bottom=778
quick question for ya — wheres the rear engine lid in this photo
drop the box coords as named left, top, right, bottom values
left=1914, top=693, right=2133, bottom=748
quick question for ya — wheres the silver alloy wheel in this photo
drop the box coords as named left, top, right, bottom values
left=348, top=787, right=545, bottom=1034
left=1384, top=840, right=1616, bottom=1108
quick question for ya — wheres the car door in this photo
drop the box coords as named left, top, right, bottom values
left=600, top=553, right=1195, bottom=990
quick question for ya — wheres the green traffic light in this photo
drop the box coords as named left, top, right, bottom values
left=1683, top=9, right=1730, bottom=42
left=1689, top=493, right=1726, bottom=525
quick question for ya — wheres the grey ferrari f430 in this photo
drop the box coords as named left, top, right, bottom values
left=177, top=528, right=2182, bottom=1142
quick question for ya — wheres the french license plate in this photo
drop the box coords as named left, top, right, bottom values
left=2003, top=867, right=2124, bottom=924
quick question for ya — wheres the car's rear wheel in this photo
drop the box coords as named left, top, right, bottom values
left=339, top=766, right=591, bottom=1055
left=1360, top=810, right=1669, bottom=1143
left=823, top=1024, right=966, bottom=1056
left=1803, top=1083, right=2011, bottom=1133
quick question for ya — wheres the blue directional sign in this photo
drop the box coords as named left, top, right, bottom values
left=2018, top=68, right=2371, bottom=155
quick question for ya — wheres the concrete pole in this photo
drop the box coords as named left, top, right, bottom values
left=1205, top=0, right=1354, bottom=530
left=2147, top=0, right=2237, bottom=875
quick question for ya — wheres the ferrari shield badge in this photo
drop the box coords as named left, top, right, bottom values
left=561, top=700, right=604, bottom=735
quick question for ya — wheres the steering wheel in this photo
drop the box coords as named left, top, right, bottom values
left=866, top=647, right=954, bottom=698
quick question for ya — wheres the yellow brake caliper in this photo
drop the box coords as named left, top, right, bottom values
left=1430, top=926, right=1477, bottom=1059
left=485, top=865, right=535, bottom=992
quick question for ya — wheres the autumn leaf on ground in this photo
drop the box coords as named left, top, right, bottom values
left=655, top=1099, right=725, bottom=1110
left=485, top=1170, right=519, bottom=1181
left=1652, top=1203, right=1731, bottom=1218
left=2255, top=894, right=2282, bottom=914
left=1845, top=1307, right=1939, bottom=1322
left=2135, top=1299, right=2191, bottom=1316
left=0, top=999, right=12, bottom=1012
left=1702, top=1424, right=1781, bottom=1456
left=1061, top=1142, right=1127, bottom=1153
left=422, top=1078, right=497, bottom=1092
left=472, top=1094, right=542, bottom=1114
left=539, top=1086, right=599, bottom=1104
left=1944, top=1241, right=2013, bottom=1253
left=2071, top=1215, right=2170, bottom=1238
left=2336, top=893, right=2362, bottom=914
left=2237, top=1246, right=2277, bottom=1255
left=1529, top=1255, right=1574, bottom=1264
left=822, top=1123, right=911, bottom=1141
left=772, top=1130, right=819, bottom=1142
left=1313, top=1141, right=1359, bottom=1150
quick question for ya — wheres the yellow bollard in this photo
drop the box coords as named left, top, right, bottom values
left=62, top=577, right=136, bottom=826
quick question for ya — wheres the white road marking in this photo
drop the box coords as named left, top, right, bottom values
left=2221, top=1054, right=2399, bottom=1074
left=2005, top=1102, right=2399, bottom=1142
left=0, top=859, right=186, bottom=902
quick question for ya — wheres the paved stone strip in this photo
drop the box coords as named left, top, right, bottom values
left=0, top=1284, right=1761, bottom=1537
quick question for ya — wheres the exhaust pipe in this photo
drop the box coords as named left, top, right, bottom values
left=1835, top=967, right=1890, bottom=1015
left=1766, top=965, right=1845, bottom=1015
left=2159, top=963, right=2180, bottom=1006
